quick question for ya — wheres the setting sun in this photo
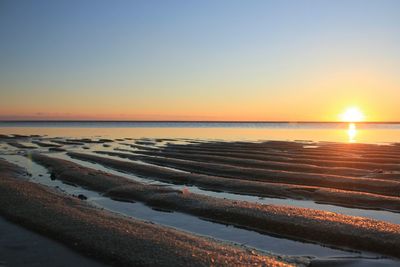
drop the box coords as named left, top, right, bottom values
left=339, top=107, right=365, bottom=122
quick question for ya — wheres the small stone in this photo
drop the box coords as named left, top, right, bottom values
left=77, top=194, right=88, bottom=200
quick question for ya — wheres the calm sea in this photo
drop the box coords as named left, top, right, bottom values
left=1, top=121, right=399, bottom=144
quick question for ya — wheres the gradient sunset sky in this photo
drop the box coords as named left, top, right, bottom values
left=1, top=0, right=399, bottom=121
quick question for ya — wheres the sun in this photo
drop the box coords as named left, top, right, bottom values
left=339, top=107, right=365, bottom=122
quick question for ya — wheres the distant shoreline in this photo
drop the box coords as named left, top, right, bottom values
left=1, top=120, right=400, bottom=124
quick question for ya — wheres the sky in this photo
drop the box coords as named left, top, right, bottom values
left=0, top=0, right=399, bottom=121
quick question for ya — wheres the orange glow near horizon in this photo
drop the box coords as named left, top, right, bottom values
left=0, top=101, right=393, bottom=122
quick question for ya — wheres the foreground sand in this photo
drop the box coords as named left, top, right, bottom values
left=30, top=153, right=400, bottom=258
left=0, top=159, right=306, bottom=267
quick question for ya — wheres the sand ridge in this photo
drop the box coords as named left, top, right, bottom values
left=0, top=159, right=306, bottom=267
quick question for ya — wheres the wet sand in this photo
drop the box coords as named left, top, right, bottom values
left=1, top=135, right=400, bottom=266
left=0, top=159, right=304, bottom=267
left=71, top=151, right=400, bottom=213
left=30, top=153, right=400, bottom=257
left=107, top=152, right=400, bottom=197
left=0, top=216, right=106, bottom=267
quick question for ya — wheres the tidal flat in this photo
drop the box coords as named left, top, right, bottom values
left=1, top=133, right=400, bottom=266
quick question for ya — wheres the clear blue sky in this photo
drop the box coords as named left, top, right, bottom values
left=1, top=0, right=399, bottom=121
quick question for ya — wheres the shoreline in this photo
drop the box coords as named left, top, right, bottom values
left=1, top=120, right=400, bottom=124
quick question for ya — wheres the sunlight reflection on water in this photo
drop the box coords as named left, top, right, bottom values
left=348, top=123, right=357, bottom=143
left=0, top=122, right=399, bottom=144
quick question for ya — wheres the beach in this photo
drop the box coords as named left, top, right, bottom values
left=0, top=153, right=305, bottom=266
left=0, top=125, right=400, bottom=266
left=0, top=126, right=400, bottom=266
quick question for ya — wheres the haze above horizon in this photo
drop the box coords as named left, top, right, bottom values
left=1, top=0, right=399, bottom=122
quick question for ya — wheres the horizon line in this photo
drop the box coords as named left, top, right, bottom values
left=1, top=120, right=400, bottom=124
